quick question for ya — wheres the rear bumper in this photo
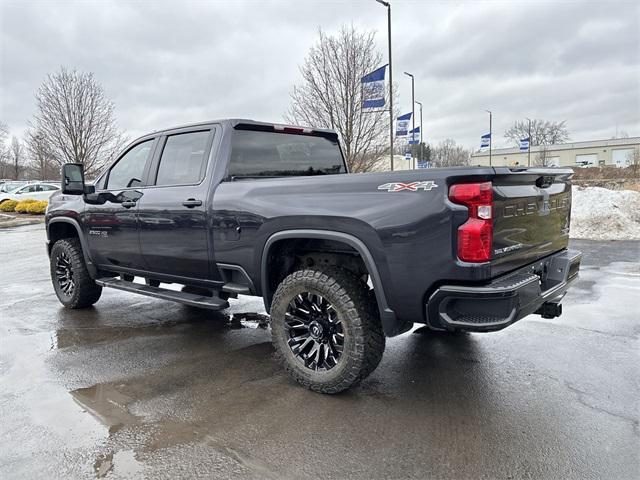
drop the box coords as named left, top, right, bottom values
left=426, top=249, right=582, bottom=332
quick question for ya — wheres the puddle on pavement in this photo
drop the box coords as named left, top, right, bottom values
left=70, top=383, right=140, bottom=433
left=94, top=449, right=143, bottom=478
left=229, top=312, right=270, bottom=329
left=73, top=384, right=147, bottom=478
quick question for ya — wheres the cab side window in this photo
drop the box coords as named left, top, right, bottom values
left=155, top=131, right=210, bottom=186
left=106, top=140, right=154, bottom=190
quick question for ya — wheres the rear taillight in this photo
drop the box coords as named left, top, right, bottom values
left=449, top=181, right=493, bottom=262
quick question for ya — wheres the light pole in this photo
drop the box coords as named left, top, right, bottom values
left=416, top=100, right=423, bottom=165
left=376, top=0, right=393, bottom=171
left=404, top=71, right=415, bottom=169
left=485, top=109, right=492, bottom=166
left=525, top=117, right=532, bottom=166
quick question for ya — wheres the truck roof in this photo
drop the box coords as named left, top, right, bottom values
left=149, top=119, right=338, bottom=137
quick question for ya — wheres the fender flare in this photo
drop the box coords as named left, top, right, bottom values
left=47, top=217, right=97, bottom=276
left=261, top=229, right=407, bottom=337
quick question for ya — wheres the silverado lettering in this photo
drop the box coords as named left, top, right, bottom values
left=503, top=194, right=569, bottom=218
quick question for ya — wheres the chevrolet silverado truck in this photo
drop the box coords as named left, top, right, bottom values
left=46, top=119, right=582, bottom=393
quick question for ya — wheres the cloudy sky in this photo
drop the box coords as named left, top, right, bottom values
left=1, top=0, right=638, bottom=150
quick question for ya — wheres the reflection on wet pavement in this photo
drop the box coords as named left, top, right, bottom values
left=94, top=449, right=143, bottom=479
left=53, top=309, right=270, bottom=349
left=71, top=384, right=139, bottom=433
left=1, top=226, right=638, bottom=479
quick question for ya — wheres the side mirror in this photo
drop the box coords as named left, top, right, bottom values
left=62, top=163, right=85, bottom=195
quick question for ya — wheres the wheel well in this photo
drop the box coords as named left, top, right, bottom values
left=264, top=238, right=370, bottom=303
left=48, top=222, right=80, bottom=250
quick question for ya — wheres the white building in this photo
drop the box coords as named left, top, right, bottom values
left=471, top=137, right=639, bottom=168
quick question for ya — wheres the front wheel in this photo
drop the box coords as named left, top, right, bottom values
left=50, top=238, right=102, bottom=308
left=270, top=267, right=385, bottom=394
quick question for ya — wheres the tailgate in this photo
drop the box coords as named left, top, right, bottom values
left=491, top=167, right=573, bottom=275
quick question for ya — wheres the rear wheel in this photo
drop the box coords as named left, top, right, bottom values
left=270, top=267, right=385, bottom=394
left=50, top=238, right=102, bottom=308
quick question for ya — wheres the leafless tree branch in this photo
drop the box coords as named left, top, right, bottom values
left=285, top=26, right=392, bottom=173
left=30, top=67, right=126, bottom=176
left=8, top=136, right=25, bottom=179
left=505, top=119, right=570, bottom=148
left=431, top=139, right=470, bottom=167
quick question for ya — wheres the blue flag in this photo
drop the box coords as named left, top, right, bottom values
left=519, top=137, right=530, bottom=151
left=396, top=112, right=412, bottom=137
left=480, top=133, right=491, bottom=149
left=408, top=126, right=421, bottom=145
left=361, top=66, right=386, bottom=109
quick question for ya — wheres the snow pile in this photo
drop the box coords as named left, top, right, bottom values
left=571, top=186, right=640, bottom=240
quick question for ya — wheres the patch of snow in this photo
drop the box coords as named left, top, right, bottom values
left=570, top=186, right=640, bottom=240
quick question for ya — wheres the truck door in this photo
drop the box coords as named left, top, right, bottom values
left=85, top=138, right=157, bottom=270
left=136, top=127, right=217, bottom=280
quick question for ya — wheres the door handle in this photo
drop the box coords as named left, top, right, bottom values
left=182, top=199, right=202, bottom=208
left=121, top=200, right=137, bottom=208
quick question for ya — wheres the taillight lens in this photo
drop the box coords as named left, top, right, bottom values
left=449, top=181, right=493, bottom=262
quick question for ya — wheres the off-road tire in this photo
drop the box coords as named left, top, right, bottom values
left=270, top=267, right=385, bottom=394
left=50, top=238, right=102, bottom=308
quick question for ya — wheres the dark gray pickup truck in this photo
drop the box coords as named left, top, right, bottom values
left=46, top=119, right=582, bottom=393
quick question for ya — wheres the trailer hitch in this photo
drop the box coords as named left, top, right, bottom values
left=535, top=302, right=562, bottom=319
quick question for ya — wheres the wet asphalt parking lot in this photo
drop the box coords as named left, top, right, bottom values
left=0, top=223, right=638, bottom=479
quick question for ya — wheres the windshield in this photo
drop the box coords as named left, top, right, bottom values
left=229, top=130, right=346, bottom=179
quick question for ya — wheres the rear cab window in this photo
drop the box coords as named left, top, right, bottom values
left=228, top=126, right=346, bottom=179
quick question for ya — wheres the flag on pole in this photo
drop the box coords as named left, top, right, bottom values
left=519, top=137, right=530, bottom=151
left=480, top=133, right=491, bottom=149
left=361, top=66, right=387, bottom=109
left=396, top=112, right=412, bottom=137
left=408, top=126, right=421, bottom=145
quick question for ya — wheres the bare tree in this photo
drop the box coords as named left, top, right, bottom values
left=431, top=139, right=470, bottom=167
left=0, top=121, right=8, bottom=146
left=30, top=67, right=126, bottom=176
left=26, top=129, right=58, bottom=180
left=536, top=144, right=553, bottom=167
left=9, top=136, right=24, bottom=180
left=614, top=130, right=630, bottom=139
left=286, top=26, right=391, bottom=173
left=505, top=119, right=570, bottom=148
left=628, top=147, right=640, bottom=175
left=0, top=122, right=9, bottom=178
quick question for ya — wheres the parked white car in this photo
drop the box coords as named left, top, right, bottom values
left=0, top=183, right=60, bottom=204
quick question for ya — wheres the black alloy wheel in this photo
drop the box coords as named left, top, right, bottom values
left=285, top=292, right=345, bottom=371
left=54, top=251, right=75, bottom=297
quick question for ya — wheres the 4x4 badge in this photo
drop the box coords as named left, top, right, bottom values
left=377, top=181, right=438, bottom=192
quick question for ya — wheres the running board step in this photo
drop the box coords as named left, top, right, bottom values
left=221, top=282, right=251, bottom=294
left=95, top=278, right=229, bottom=310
